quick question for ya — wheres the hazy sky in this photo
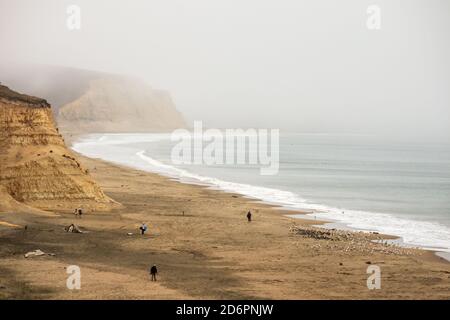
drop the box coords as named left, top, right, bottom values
left=0, top=0, right=449, bottom=140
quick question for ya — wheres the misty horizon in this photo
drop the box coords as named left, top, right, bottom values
left=0, top=0, right=449, bottom=141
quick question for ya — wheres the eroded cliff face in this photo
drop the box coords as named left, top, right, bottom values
left=0, top=64, right=187, bottom=134
left=0, top=85, right=117, bottom=212
left=57, top=77, right=186, bottom=133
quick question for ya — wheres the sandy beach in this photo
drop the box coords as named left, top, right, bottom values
left=1, top=0, right=450, bottom=303
left=1, top=153, right=449, bottom=299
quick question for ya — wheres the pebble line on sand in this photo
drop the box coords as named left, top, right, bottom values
left=290, top=225, right=420, bottom=256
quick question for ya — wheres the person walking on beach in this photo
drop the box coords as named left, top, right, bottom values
left=247, top=211, right=252, bottom=222
left=77, top=208, right=83, bottom=219
left=140, top=223, right=148, bottom=235
left=150, top=264, right=158, bottom=281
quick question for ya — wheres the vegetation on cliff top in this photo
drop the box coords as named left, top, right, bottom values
left=0, top=84, right=49, bottom=107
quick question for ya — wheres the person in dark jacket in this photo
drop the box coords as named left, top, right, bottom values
left=140, top=223, right=148, bottom=235
left=247, top=211, right=252, bottom=222
left=150, top=264, right=158, bottom=281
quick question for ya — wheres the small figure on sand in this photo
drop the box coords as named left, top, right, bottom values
left=247, top=211, right=252, bottom=222
left=65, top=224, right=83, bottom=233
left=150, top=264, right=158, bottom=281
left=74, top=208, right=83, bottom=218
left=139, top=223, right=148, bottom=235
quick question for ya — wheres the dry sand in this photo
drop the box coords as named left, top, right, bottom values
left=0, top=156, right=449, bottom=299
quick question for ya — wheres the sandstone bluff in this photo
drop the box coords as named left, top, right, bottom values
left=0, top=84, right=117, bottom=212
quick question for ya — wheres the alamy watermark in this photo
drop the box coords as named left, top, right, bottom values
left=171, top=121, right=279, bottom=175
left=366, top=265, right=381, bottom=290
left=366, top=5, right=381, bottom=30
left=66, top=5, right=81, bottom=30
left=66, top=265, right=81, bottom=290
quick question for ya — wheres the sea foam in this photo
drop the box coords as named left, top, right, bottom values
left=73, top=133, right=450, bottom=255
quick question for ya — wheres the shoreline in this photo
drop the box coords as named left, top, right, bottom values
left=1, top=148, right=450, bottom=298
left=86, top=155, right=450, bottom=264
left=75, top=154, right=450, bottom=267
left=70, top=133, right=450, bottom=261
left=75, top=153, right=450, bottom=270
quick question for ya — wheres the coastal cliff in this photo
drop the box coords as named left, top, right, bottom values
left=0, top=85, right=117, bottom=211
left=0, top=64, right=187, bottom=133
left=57, top=76, right=186, bottom=133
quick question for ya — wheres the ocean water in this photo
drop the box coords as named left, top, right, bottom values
left=72, top=133, right=450, bottom=254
